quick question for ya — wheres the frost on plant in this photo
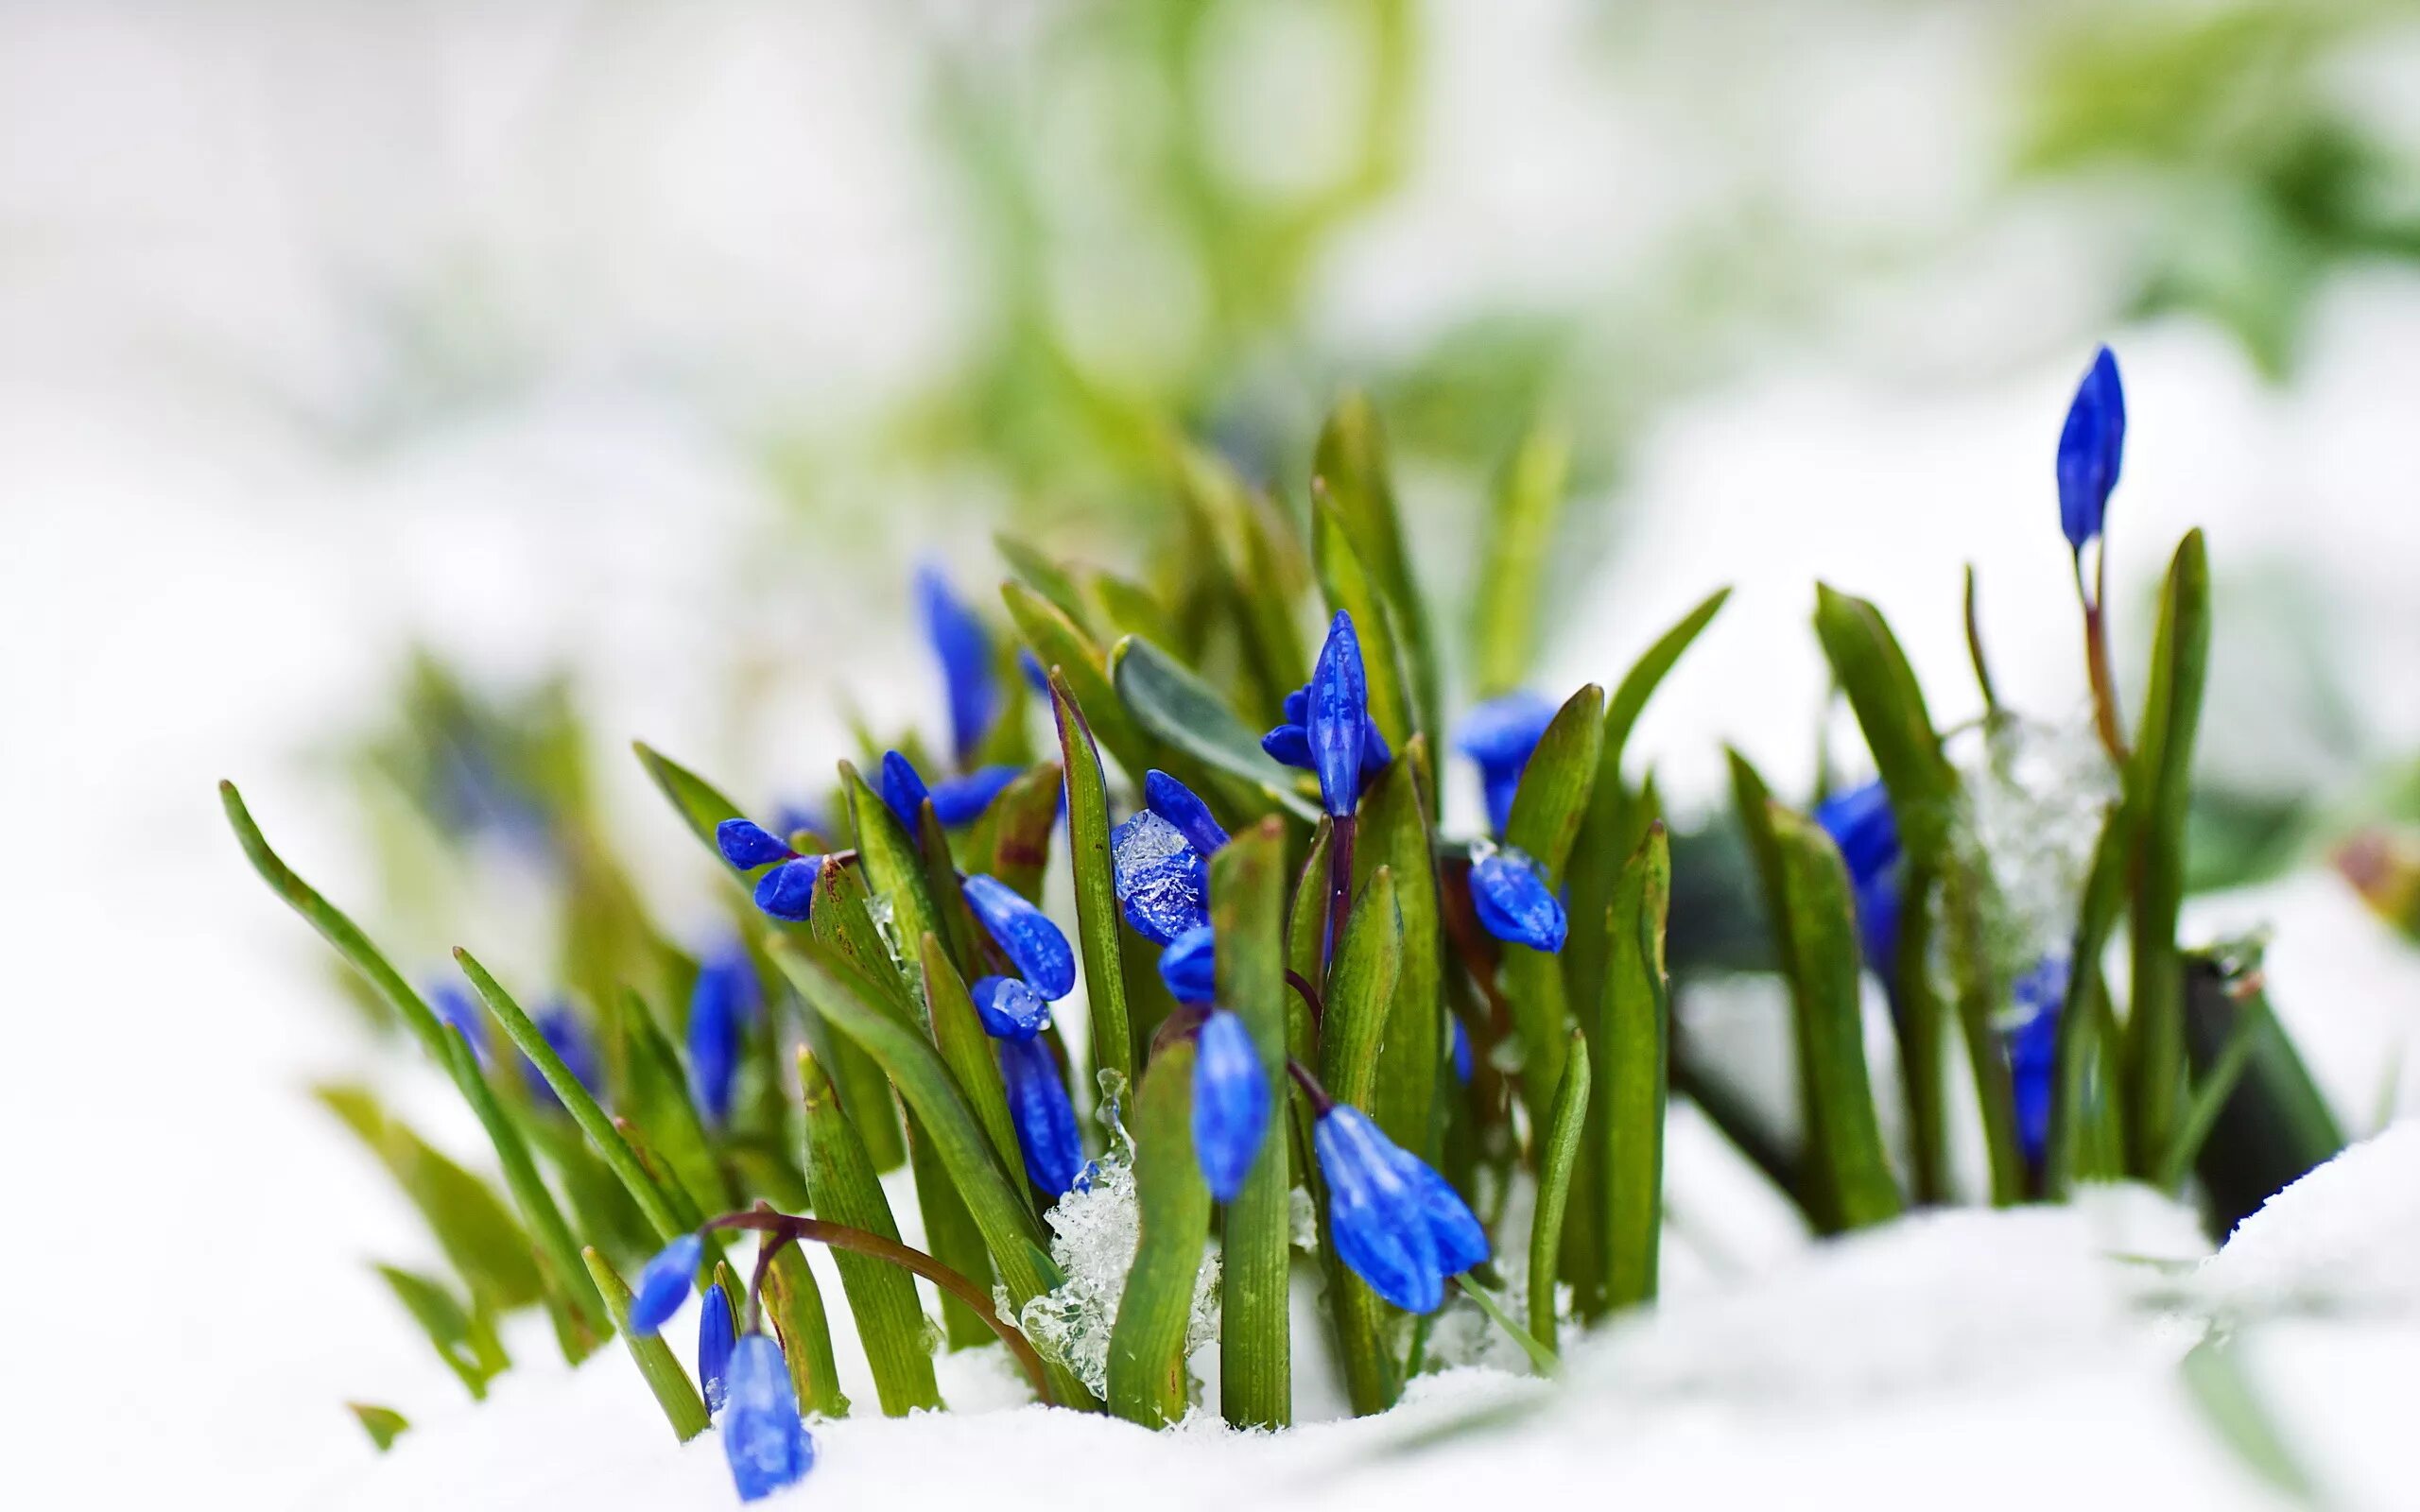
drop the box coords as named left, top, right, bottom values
left=1946, top=714, right=2117, bottom=1022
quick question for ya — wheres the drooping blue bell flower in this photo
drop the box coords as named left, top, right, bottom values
left=629, top=1232, right=703, bottom=1334
left=522, top=1001, right=603, bottom=1108
left=1160, top=923, right=1218, bottom=1005
left=931, top=765, right=1024, bottom=826
left=722, top=1331, right=817, bottom=1502
left=1261, top=615, right=1390, bottom=809
left=428, top=981, right=490, bottom=1066
left=1112, top=810, right=1211, bottom=945
left=717, top=817, right=824, bottom=923
left=972, top=974, right=1050, bottom=1040
left=881, top=749, right=932, bottom=831
left=1451, top=1017, right=1474, bottom=1087
left=2056, top=345, right=2125, bottom=552
left=1144, top=770, right=1229, bottom=855
left=917, top=563, right=1000, bottom=765
left=1469, top=847, right=1567, bottom=953
left=1816, top=780, right=1903, bottom=974
left=1314, top=1105, right=1488, bottom=1314
left=2008, top=954, right=2070, bottom=1168
left=962, top=874, right=1076, bottom=999
left=1192, top=1009, right=1270, bottom=1202
left=998, top=1034, right=1084, bottom=1195
left=699, top=1282, right=736, bottom=1415
left=688, top=940, right=759, bottom=1127
left=717, top=818, right=794, bottom=870
left=1457, top=690, right=1558, bottom=837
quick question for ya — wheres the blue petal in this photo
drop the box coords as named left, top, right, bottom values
left=1144, top=769, right=1230, bottom=856
left=1479, top=769, right=1522, bottom=840
left=999, top=1034, right=1084, bottom=1195
left=1191, top=1010, right=1270, bottom=1202
left=917, top=563, right=1000, bottom=765
left=1456, top=690, right=1559, bottom=768
left=1159, top=922, right=1218, bottom=1005
left=717, top=817, right=793, bottom=870
left=1315, top=1107, right=1443, bottom=1314
left=753, top=855, right=824, bottom=922
left=1400, top=1153, right=1489, bottom=1276
left=1111, top=811, right=1210, bottom=946
left=962, top=874, right=1076, bottom=999
left=2009, top=955, right=2070, bottom=1168
left=1451, top=1017, right=1474, bottom=1086
left=1470, top=850, right=1568, bottom=954
left=881, top=749, right=931, bottom=831
left=930, top=765, right=1023, bottom=827
left=629, top=1233, right=703, bottom=1334
left=1815, top=780, right=1900, bottom=890
left=972, top=974, right=1050, bottom=1040
left=2056, top=345, right=2126, bottom=551
left=688, top=941, right=757, bottom=1126
left=523, top=1003, right=603, bottom=1108
left=699, top=1284, right=736, bottom=1415
left=723, top=1332, right=817, bottom=1501
left=1307, top=611, right=1372, bottom=816
left=428, top=982, right=490, bottom=1067
left=1282, top=686, right=1309, bottom=726
left=1260, top=724, right=1313, bottom=769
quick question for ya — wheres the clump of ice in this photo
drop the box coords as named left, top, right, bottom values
left=1288, top=1184, right=1319, bottom=1252
left=1946, top=714, right=2118, bottom=1022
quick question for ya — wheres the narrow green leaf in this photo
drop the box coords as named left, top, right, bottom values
left=580, top=1247, right=711, bottom=1442
left=616, top=988, right=734, bottom=1221
left=1211, top=817, right=1292, bottom=1429
left=1082, top=566, right=1183, bottom=655
left=1359, top=742, right=1442, bottom=1158
left=1314, top=393, right=1442, bottom=752
left=841, top=763, right=943, bottom=991
left=1320, top=866, right=1403, bottom=1415
left=916, top=800, right=992, bottom=990
left=1004, top=579, right=1152, bottom=785
left=797, top=1049, right=942, bottom=1416
left=1500, top=684, right=1605, bottom=1139
left=1451, top=1275, right=1559, bottom=1377
left=347, top=1403, right=410, bottom=1452
left=632, top=741, right=748, bottom=860
left=1598, top=823, right=1671, bottom=1314
left=1106, top=1039, right=1214, bottom=1427
left=1810, top=584, right=1958, bottom=856
left=908, top=1112, right=998, bottom=1352
left=2180, top=1337, right=2324, bottom=1507
left=2045, top=799, right=2135, bottom=1196
left=2124, top=530, right=2212, bottom=1180
left=970, top=761, right=1063, bottom=902
left=1471, top=422, right=1569, bottom=698
left=376, top=1263, right=509, bottom=1400
left=804, top=860, right=909, bottom=1172
left=1527, top=1029, right=1590, bottom=1351
left=1314, top=499, right=1418, bottom=750
left=994, top=534, right=1095, bottom=633
left=1049, top=668, right=1134, bottom=1089
left=1111, top=635, right=1322, bottom=821
left=922, top=934, right=1030, bottom=1197
left=314, top=1085, right=544, bottom=1312
left=1174, top=446, right=1309, bottom=726
left=762, top=1246, right=851, bottom=1418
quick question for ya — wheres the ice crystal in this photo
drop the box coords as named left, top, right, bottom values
left=1945, top=714, right=2117, bottom=1024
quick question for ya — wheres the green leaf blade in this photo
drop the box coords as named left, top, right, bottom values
left=1211, top=817, right=1292, bottom=1429
left=797, top=1049, right=942, bottom=1417
left=1106, top=1039, right=1213, bottom=1428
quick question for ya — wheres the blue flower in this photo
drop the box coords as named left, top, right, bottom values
left=1451, top=1017, right=1474, bottom=1087
left=1018, top=648, right=1051, bottom=696
left=999, top=1034, right=1084, bottom=1195
left=881, top=749, right=932, bottom=831
left=428, top=981, right=489, bottom=1066
left=717, top=818, right=794, bottom=870
left=722, top=1331, right=817, bottom=1502
left=522, top=1002, right=603, bottom=1109
left=629, top=1232, right=702, bottom=1334
left=2009, top=954, right=2070, bottom=1168
left=1817, top=781, right=1902, bottom=973
left=717, top=816, right=824, bottom=923
left=917, top=563, right=999, bottom=765
left=699, top=1283, right=736, bottom=1415
left=771, top=802, right=826, bottom=844
left=1191, top=1009, right=1270, bottom=1202
left=1113, top=810, right=1211, bottom=945
left=962, top=874, right=1076, bottom=999
left=1469, top=848, right=1567, bottom=953
left=1314, top=1106, right=1488, bottom=1314
left=1262, top=616, right=1390, bottom=809
left=688, top=940, right=758, bottom=1127
left=2056, top=345, right=2125, bottom=551
left=1160, top=923, right=1218, bottom=1005
left=972, top=974, right=1050, bottom=1040
left=932, top=765, right=1024, bottom=826
left=1144, top=770, right=1229, bottom=855
left=1457, top=691, right=1558, bottom=837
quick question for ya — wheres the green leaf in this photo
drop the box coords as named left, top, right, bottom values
left=615, top=988, right=734, bottom=1222
left=1049, top=669, right=1135, bottom=1089
left=1500, top=684, right=1605, bottom=1139
left=1004, top=579, right=1152, bottom=785
left=1210, top=817, right=1292, bottom=1429
left=1810, top=584, right=1958, bottom=856
left=1175, top=446, right=1310, bottom=727
left=2124, top=530, right=2212, bottom=1180
left=2180, top=1337, right=2324, bottom=1507
left=1471, top=422, right=1570, bottom=698
left=1358, top=741, right=1443, bottom=1158
left=1526, top=1029, right=1590, bottom=1351
left=631, top=741, right=748, bottom=860
left=1449, top=1276, right=1559, bottom=1378
left=1111, top=635, right=1322, bottom=821
left=1314, top=393, right=1442, bottom=752
left=376, top=1263, right=510, bottom=1400
left=580, top=1247, right=711, bottom=1442
left=1320, top=866, right=1404, bottom=1415
left=994, top=534, right=1095, bottom=633
left=347, top=1403, right=410, bottom=1452
left=1106, top=1038, right=1214, bottom=1427
left=922, top=934, right=1030, bottom=1197
left=2045, top=799, right=2135, bottom=1196
left=797, top=1048, right=942, bottom=1416
left=908, top=1112, right=998, bottom=1352
left=1314, top=499, right=1419, bottom=750
left=804, top=860, right=910, bottom=1172
left=314, top=1085, right=544, bottom=1312
left=1597, top=824, right=1670, bottom=1314
left=968, top=761, right=1063, bottom=902
left=840, top=763, right=944, bottom=992
left=762, top=1246, right=851, bottom=1418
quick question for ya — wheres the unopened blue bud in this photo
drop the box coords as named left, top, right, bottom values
left=1817, top=781, right=1902, bottom=972
left=929, top=765, right=1023, bottom=827
left=1314, top=1106, right=1487, bottom=1314
left=1144, top=770, right=1229, bottom=856
left=1191, top=1010, right=1270, bottom=1202
left=1457, top=691, right=1558, bottom=837
left=1259, top=722, right=1313, bottom=768
left=1159, top=923, right=1217, bottom=1004
left=629, top=1232, right=702, bottom=1334
left=962, top=874, right=1076, bottom=999
left=1451, top=1017, right=1474, bottom=1086
left=753, top=855, right=824, bottom=922
left=881, top=749, right=931, bottom=831
left=688, top=941, right=757, bottom=1126
left=999, top=1034, right=1084, bottom=1195
left=1111, top=810, right=1211, bottom=946
left=722, top=1332, right=816, bottom=1501
left=698, top=1283, right=736, bottom=1415
left=1469, top=848, right=1567, bottom=953
left=972, top=975, right=1049, bottom=1040
left=717, top=818, right=794, bottom=870
left=1307, top=612, right=1372, bottom=816
left=2009, top=955, right=2070, bottom=1168
left=2056, top=345, right=2126, bottom=551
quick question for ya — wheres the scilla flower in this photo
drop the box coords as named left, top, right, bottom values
left=972, top=974, right=1049, bottom=1040
left=1815, top=781, right=1902, bottom=973
left=2008, top=955, right=2070, bottom=1169
left=998, top=1034, right=1084, bottom=1195
left=716, top=818, right=825, bottom=924
left=1262, top=612, right=1390, bottom=812
left=2056, top=345, right=2125, bottom=551
left=1159, top=923, right=1217, bottom=1004
left=1314, top=1105, right=1488, bottom=1314
left=962, top=874, right=1077, bottom=999
left=883, top=750, right=1025, bottom=831
left=1112, top=770, right=1227, bottom=944
left=1456, top=690, right=1557, bottom=837
left=917, top=562, right=1000, bottom=765
left=880, top=750, right=931, bottom=830
left=1191, top=1009, right=1270, bottom=1201
left=698, top=1283, right=736, bottom=1415
left=1468, top=845, right=1567, bottom=953
left=723, top=1331, right=817, bottom=1502
left=522, top=1001, right=603, bottom=1108
left=688, top=939, right=758, bottom=1127
left=628, top=1232, right=703, bottom=1334
left=428, top=981, right=489, bottom=1065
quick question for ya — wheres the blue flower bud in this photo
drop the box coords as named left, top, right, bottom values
left=972, top=974, right=1050, bottom=1040
left=752, top=855, right=824, bottom=922
left=1191, top=1010, right=1270, bottom=1201
left=698, top=1283, right=736, bottom=1415
left=629, top=1233, right=703, bottom=1334
left=722, top=1331, right=816, bottom=1501
left=1817, top=781, right=1902, bottom=973
left=1018, top=647, right=1051, bottom=696
left=717, top=818, right=794, bottom=870
left=962, top=874, right=1076, bottom=999
left=881, top=749, right=931, bottom=831
left=688, top=941, right=757, bottom=1126
left=999, top=1034, right=1084, bottom=1195
left=1144, top=770, right=1229, bottom=856
left=2009, top=954, right=2069, bottom=1168
left=522, top=1002, right=602, bottom=1108
left=1457, top=691, right=1558, bottom=837
left=428, top=982, right=490, bottom=1066
left=1469, top=848, right=1567, bottom=953
left=1262, top=668, right=1389, bottom=799
left=1451, top=1017, right=1474, bottom=1086
left=1111, top=810, right=1211, bottom=946
left=929, top=765, right=1023, bottom=827
left=2056, top=345, right=2125, bottom=551
left=1259, top=722, right=1313, bottom=768
left=1314, top=1106, right=1489, bottom=1314
left=1308, top=611, right=1372, bottom=816
left=918, top=563, right=999, bottom=765
left=1159, top=923, right=1218, bottom=1005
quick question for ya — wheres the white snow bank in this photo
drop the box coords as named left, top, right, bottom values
left=2198, top=1117, right=2420, bottom=1319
